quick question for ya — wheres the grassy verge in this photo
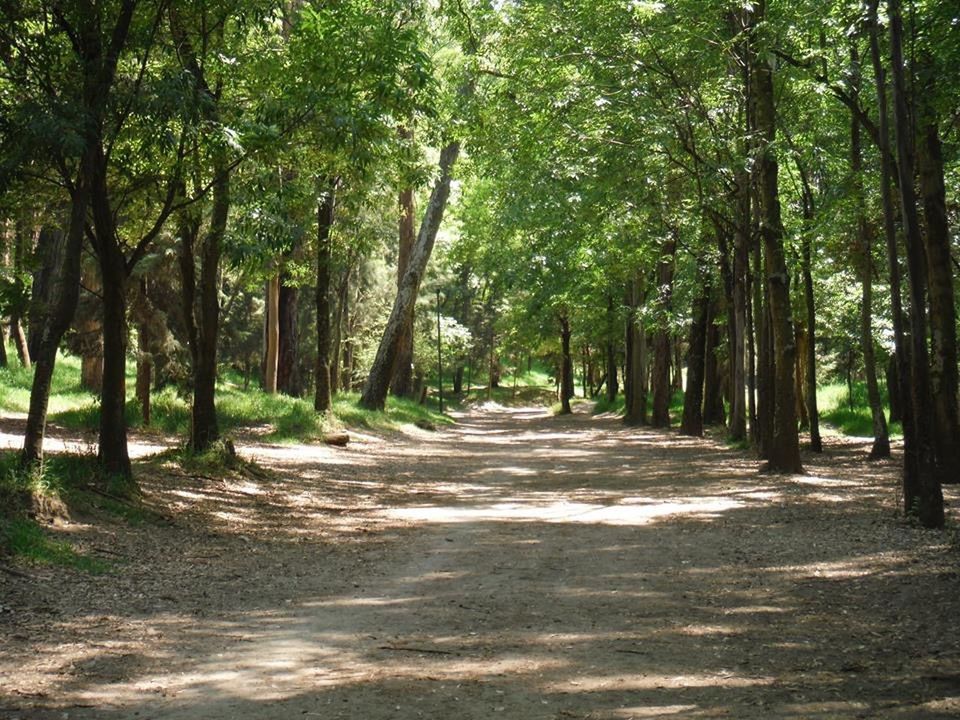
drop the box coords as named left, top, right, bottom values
left=333, top=392, right=455, bottom=432
left=818, top=381, right=902, bottom=438
left=0, top=451, right=119, bottom=571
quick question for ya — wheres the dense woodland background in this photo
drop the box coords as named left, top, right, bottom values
left=0, top=0, right=958, bottom=531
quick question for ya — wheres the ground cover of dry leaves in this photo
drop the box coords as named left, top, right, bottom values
left=1, top=405, right=959, bottom=719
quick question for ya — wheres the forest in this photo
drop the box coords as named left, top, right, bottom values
left=1, top=1, right=959, bottom=718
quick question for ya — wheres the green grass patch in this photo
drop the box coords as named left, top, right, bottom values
left=592, top=394, right=625, bottom=415
left=1, top=516, right=106, bottom=572
left=818, top=381, right=902, bottom=438
left=0, top=351, right=94, bottom=415
left=333, top=392, right=454, bottom=432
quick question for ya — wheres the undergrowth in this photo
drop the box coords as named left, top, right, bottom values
left=818, top=381, right=902, bottom=438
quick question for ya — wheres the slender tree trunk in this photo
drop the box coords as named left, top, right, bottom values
left=391, top=163, right=417, bottom=397
left=606, top=296, right=619, bottom=404
left=360, top=142, right=460, bottom=410
left=916, top=92, right=959, bottom=481
left=28, top=226, right=63, bottom=361
left=651, top=236, right=677, bottom=428
left=792, top=165, right=822, bottom=452
left=681, top=279, right=709, bottom=436
left=277, top=280, right=300, bottom=396
left=887, top=0, right=944, bottom=525
left=751, top=4, right=802, bottom=472
left=729, top=191, right=749, bottom=441
left=314, top=178, right=339, bottom=413
left=703, top=297, right=726, bottom=425
left=849, top=43, right=889, bottom=459
left=10, top=221, right=31, bottom=369
left=22, top=176, right=89, bottom=467
left=868, top=1, right=909, bottom=446
left=624, top=275, right=648, bottom=425
left=559, top=316, right=573, bottom=415
left=136, top=279, right=152, bottom=427
left=265, top=277, right=280, bottom=393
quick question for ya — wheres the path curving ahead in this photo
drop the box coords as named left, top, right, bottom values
left=2, top=406, right=959, bottom=719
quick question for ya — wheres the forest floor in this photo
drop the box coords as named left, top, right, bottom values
left=1, top=405, right=959, bottom=719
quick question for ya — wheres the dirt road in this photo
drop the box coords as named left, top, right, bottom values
left=2, top=406, right=959, bottom=719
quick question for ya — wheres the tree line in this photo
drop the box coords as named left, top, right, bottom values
left=1, top=1, right=957, bottom=529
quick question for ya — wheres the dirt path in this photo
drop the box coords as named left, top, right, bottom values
left=2, top=406, right=959, bottom=719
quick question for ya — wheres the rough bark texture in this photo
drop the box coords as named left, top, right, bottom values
left=314, top=179, right=339, bottom=413
left=729, top=174, right=749, bottom=441
left=390, top=177, right=416, bottom=398
left=794, top=158, right=822, bottom=453
left=559, top=316, right=573, bottom=415
left=22, top=178, right=88, bottom=467
left=624, top=277, right=648, bottom=425
left=888, top=0, right=944, bottom=526
left=680, top=281, right=709, bottom=436
left=28, top=226, right=63, bottom=361
left=277, top=281, right=301, bottom=397
left=751, top=3, right=802, bottom=473
left=360, top=142, right=460, bottom=411
left=702, top=299, right=726, bottom=426
left=868, top=0, right=909, bottom=450
left=849, top=45, right=889, bottom=459
left=651, top=236, right=677, bottom=428
left=916, top=96, right=959, bottom=481
left=606, top=296, right=619, bottom=404
left=264, top=277, right=280, bottom=394
left=136, top=279, right=152, bottom=427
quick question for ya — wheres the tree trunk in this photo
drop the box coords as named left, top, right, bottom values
left=887, top=0, right=943, bottom=525
left=264, top=276, right=280, bottom=393
left=680, top=279, right=709, bottom=436
left=624, top=276, right=648, bottom=425
left=606, top=296, right=619, bottom=403
left=729, top=177, right=749, bottom=441
left=868, top=0, right=909, bottom=447
left=559, top=316, right=573, bottom=415
left=791, top=159, right=822, bottom=453
left=751, top=4, right=802, bottom=472
left=703, top=297, right=726, bottom=425
left=28, top=226, right=64, bottom=361
left=22, top=175, right=89, bottom=468
left=916, top=94, right=959, bottom=481
left=314, top=178, right=339, bottom=413
left=886, top=356, right=901, bottom=424
left=849, top=43, right=889, bottom=459
left=96, top=240, right=132, bottom=479
left=651, top=235, right=677, bottom=428
left=360, top=142, right=460, bottom=410
left=390, top=167, right=417, bottom=398
left=330, top=265, right=351, bottom=396
left=277, top=280, right=301, bottom=396
left=136, top=279, right=152, bottom=427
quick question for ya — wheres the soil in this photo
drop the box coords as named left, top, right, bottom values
left=1, top=405, right=959, bottom=719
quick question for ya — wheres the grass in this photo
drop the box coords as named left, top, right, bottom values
left=818, top=381, right=902, bottom=438
left=333, top=392, right=455, bottom=432
left=1, top=516, right=107, bottom=572
left=0, top=351, right=94, bottom=415
left=0, top=450, right=118, bottom=570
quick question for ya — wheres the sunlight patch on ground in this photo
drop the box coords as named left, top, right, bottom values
left=605, top=705, right=701, bottom=718
left=546, top=671, right=774, bottom=692
left=382, top=496, right=742, bottom=526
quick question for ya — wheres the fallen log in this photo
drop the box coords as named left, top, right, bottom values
left=323, top=432, right=349, bottom=447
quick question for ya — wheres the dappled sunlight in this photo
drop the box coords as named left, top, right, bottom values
left=382, top=496, right=743, bottom=526
left=4, top=404, right=959, bottom=720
